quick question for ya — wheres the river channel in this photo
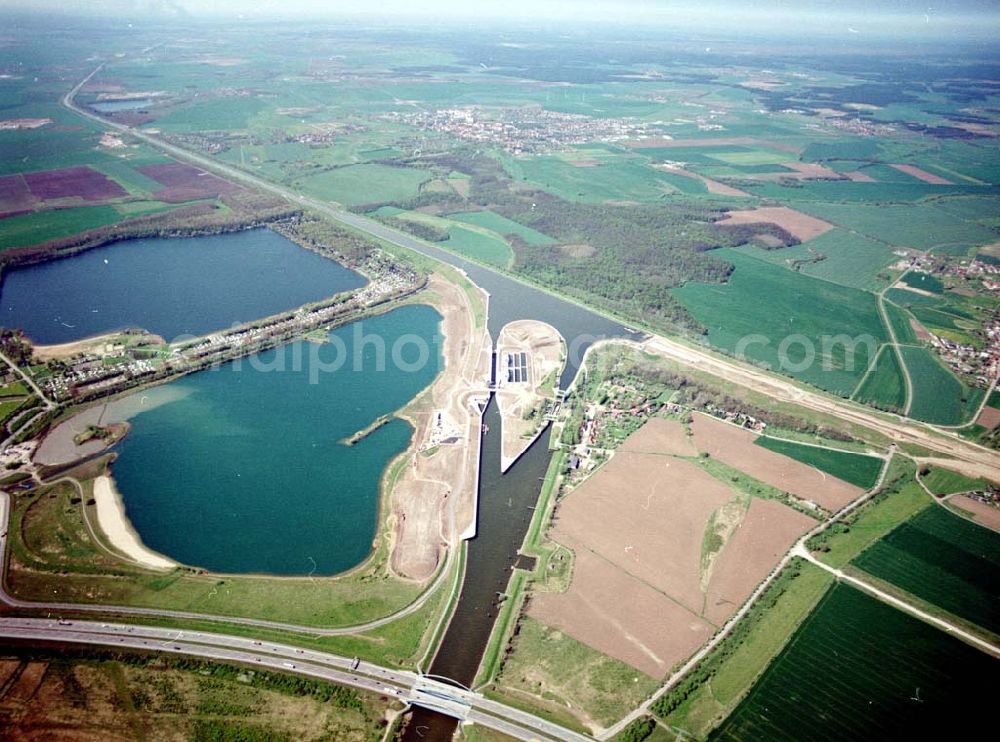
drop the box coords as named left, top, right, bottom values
left=338, top=214, right=629, bottom=740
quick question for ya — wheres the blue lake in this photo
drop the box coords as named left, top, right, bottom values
left=110, top=303, right=443, bottom=575
left=0, top=228, right=366, bottom=344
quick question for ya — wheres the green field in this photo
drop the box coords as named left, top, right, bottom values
left=712, top=583, right=1000, bottom=740
left=0, top=206, right=121, bottom=250
left=151, top=96, right=269, bottom=132
left=449, top=210, right=557, bottom=245
left=672, top=250, right=889, bottom=396
left=754, top=437, right=883, bottom=489
left=705, top=149, right=796, bottom=166
left=738, top=229, right=897, bottom=291
left=297, top=163, right=430, bottom=206
left=799, top=202, right=998, bottom=253
left=512, top=157, right=694, bottom=202
left=852, top=506, right=1000, bottom=633
left=883, top=300, right=918, bottom=344
left=901, top=271, right=944, bottom=294
left=900, top=345, right=984, bottom=425
left=920, top=465, right=993, bottom=495
left=655, top=561, right=834, bottom=738
left=853, top=345, right=907, bottom=411
left=495, top=616, right=658, bottom=728
left=441, top=225, right=514, bottom=267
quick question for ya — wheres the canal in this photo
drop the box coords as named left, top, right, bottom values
left=338, top=214, right=628, bottom=739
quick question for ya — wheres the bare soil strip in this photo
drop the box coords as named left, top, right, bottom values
left=951, top=495, right=1000, bottom=532
left=690, top=413, right=861, bottom=510
left=889, top=163, right=955, bottom=185
left=495, top=320, right=565, bottom=472
left=389, top=274, right=491, bottom=579
left=715, top=206, right=834, bottom=242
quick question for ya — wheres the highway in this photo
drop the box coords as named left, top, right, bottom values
left=39, top=63, right=1000, bottom=740
left=0, top=616, right=591, bottom=742
left=60, top=64, right=1000, bottom=484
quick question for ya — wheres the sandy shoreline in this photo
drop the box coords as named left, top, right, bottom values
left=93, top=475, right=177, bottom=571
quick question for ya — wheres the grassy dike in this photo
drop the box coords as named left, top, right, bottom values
left=2, top=260, right=483, bottom=656
left=473, top=449, right=565, bottom=689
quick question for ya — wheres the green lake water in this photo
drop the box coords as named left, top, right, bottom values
left=110, top=303, right=443, bottom=575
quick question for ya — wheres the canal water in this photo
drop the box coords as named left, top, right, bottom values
left=0, top=228, right=365, bottom=345
left=338, top=214, right=628, bottom=739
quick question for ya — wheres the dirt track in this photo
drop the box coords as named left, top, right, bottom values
left=690, top=413, right=861, bottom=510
left=389, top=274, right=491, bottom=580
left=637, top=336, right=1000, bottom=482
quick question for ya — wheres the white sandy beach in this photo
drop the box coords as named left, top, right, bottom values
left=93, top=475, right=177, bottom=571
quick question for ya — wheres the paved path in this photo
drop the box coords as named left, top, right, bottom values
left=792, top=544, right=1000, bottom=657
left=0, top=491, right=451, bottom=637
left=0, top=351, right=55, bottom=410
left=0, top=616, right=592, bottom=742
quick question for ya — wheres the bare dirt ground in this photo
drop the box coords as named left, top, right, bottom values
left=690, top=413, right=861, bottom=510
left=951, top=495, right=1000, bottom=532
left=494, top=320, right=565, bottom=472
left=749, top=162, right=843, bottom=181
left=843, top=170, right=877, bottom=182
left=530, top=417, right=819, bottom=679
left=703, top=498, right=813, bottom=624
left=626, top=137, right=802, bottom=154
left=552, top=454, right=730, bottom=611
left=889, top=163, right=954, bottom=185
left=715, top=206, right=834, bottom=242
left=389, top=273, right=492, bottom=579
left=910, top=317, right=933, bottom=341
left=975, top=405, right=1000, bottom=430
left=656, top=165, right=750, bottom=197
left=528, top=547, right=714, bottom=679
left=618, top=417, right=697, bottom=457
left=33, top=332, right=165, bottom=362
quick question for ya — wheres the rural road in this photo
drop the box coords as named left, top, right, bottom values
left=602, top=451, right=999, bottom=739
left=791, top=544, right=1000, bottom=657
left=0, top=491, right=452, bottom=638
left=0, top=616, right=592, bottom=742
left=62, top=65, right=1000, bottom=484
left=0, top=350, right=55, bottom=410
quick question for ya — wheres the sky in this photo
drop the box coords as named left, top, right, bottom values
left=3, top=0, right=999, bottom=37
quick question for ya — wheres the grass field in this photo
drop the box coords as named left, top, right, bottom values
left=853, top=345, right=907, bottom=411
left=656, top=561, right=833, bottom=739
left=900, top=345, right=984, bottom=425
left=495, top=616, right=659, bottom=729
left=799, top=201, right=998, bottom=253
left=442, top=225, right=515, bottom=267
left=449, top=210, right=557, bottom=245
left=754, top=437, right=883, bottom=490
left=883, top=300, right=918, bottom=344
left=512, top=157, right=690, bottom=202
left=901, top=271, right=944, bottom=294
left=852, top=506, right=1000, bottom=633
left=711, top=583, right=1000, bottom=740
left=296, top=163, right=430, bottom=206
left=7, top=480, right=426, bottom=630
left=921, top=465, right=994, bottom=495
left=672, top=249, right=888, bottom=397
left=0, top=649, right=392, bottom=742
left=736, top=228, right=897, bottom=291
left=808, top=459, right=931, bottom=568
left=0, top=205, right=121, bottom=250
left=151, top=97, right=269, bottom=132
